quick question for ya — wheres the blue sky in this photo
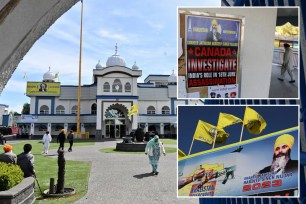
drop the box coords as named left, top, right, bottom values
left=0, top=0, right=219, bottom=113
left=178, top=106, right=299, bottom=155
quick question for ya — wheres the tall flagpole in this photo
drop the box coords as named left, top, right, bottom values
left=77, top=0, right=84, bottom=136
left=188, top=138, right=195, bottom=155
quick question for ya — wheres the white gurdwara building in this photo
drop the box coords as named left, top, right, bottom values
left=13, top=48, right=195, bottom=139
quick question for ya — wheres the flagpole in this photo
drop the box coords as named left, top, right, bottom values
left=239, top=124, right=244, bottom=142
left=212, top=129, right=217, bottom=149
left=77, top=0, right=84, bottom=136
left=188, top=138, right=195, bottom=155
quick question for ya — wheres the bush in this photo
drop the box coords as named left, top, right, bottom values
left=0, top=162, right=24, bottom=191
left=135, top=128, right=144, bottom=142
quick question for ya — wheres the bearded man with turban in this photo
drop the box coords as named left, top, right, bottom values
left=0, top=144, right=17, bottom=164
left=206, top=19, right=222, bottom=42
left=258, top=134, right=298, bottom=174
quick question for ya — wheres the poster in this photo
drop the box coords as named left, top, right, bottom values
left=178, top=127, right=299, bottom=197
left=208, top=84, right=239, bottom=98
left=26, top=82, right=61, bottom=96
left=186, top=15, right=241, bottom=88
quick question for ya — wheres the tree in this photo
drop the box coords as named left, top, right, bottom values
left=21, top=103, right=30, bottom=114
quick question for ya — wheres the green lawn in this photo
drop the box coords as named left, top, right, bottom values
left=100, top=147, right=177, bottom=154
left=5, top=140, right=94, bottom=204
left=160, top=138, right=177, bottom=145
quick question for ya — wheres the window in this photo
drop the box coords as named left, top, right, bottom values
left=38, top=125, right=47, bottom=131
left=104, top=82, right=110, bottom=92
left=40, top=105, right=49, bottom=114
left=125, top=82, right=131, bottom=92
left=91, top=103, right=97, bottom=114
left=56, top=105, right=65, bottom=114
left=147, top=106, right=155, bottom=114
left=55, top=125, right=64, bottom=131
left=161, top=106, right=170, bottom=114
left=71, top=105, right=78, bottom=114
left=112, top=79, right=122, bottom=92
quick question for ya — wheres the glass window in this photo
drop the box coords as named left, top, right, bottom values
left=91, top=103, right=97, bottom=114
left=104, top=82, right=110, bottom=92
left=112, top=79, right=122, bottom=92
left=55, top=125, right=64, bottom=131
left=38, top=125, right=47, bottom=131
left=56, top=105, right=65, bottom=114
left=161, top=106, right=170, bottom=114
left=147, top=106, right=155, bottom=114
left=71, top=105, right=78, bottom=114
left=125, top=82, right=131, bottom=92
left=40, top=105, right=49, bottom=114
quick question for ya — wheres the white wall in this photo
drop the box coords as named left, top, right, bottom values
left=181, top=8, right=277, bottom=98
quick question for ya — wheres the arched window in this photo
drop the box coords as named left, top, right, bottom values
left=56, top=105, right=65, bottom=114
left=147, top=106, right=155, bottom=114
left=91, top=103, right=97, bottom=114
left=104, top=82, right=110, bottom=92
left=40, top=105, right=49, bottom=114
left=112, top=79, right=122, bottom=92
left=71, top=105, right=78, bottom=114
left=125, top=82, right=131, bottom=92
left=161, top=106, right=170, bottom=114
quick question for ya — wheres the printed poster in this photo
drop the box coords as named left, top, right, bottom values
left=178, top=127, right=299, bottom=197
left=186, top=15, right=241, bottom=88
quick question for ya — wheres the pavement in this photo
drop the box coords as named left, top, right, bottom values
left=45, top=140, right=198, bottom=204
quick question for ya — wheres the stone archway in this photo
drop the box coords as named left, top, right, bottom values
left=0, top=0, right=80, bottom=93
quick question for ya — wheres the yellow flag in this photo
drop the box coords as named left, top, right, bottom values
left=128, top=104, right=139, bottom=116
left=217, top=112, right=242, bottom=129
left=243, top=106, right=267, bottom=134
left=178, top=148, right=186, bottom=159
left=193, top=120, right=229, bottom=145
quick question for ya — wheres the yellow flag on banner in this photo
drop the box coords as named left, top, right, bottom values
left=243, top=106, right=267, bottom=134
left=217, top=112, right=242, bottom=129
left=128, top=104, right=139, bottom=116
left=178, top=148, right=186, bottom=159
left=193, top=120, right=229, bottom=145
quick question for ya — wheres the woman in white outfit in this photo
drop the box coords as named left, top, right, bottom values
left=42, top=131, right=52, bottom=154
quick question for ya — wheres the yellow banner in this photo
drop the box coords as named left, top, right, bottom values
left=26, top=82, right=61, bottom=96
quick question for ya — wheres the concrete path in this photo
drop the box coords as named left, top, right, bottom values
left=47, top=141, right=198, bottom=204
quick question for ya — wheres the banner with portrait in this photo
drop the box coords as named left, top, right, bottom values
left=26, top=82, right=61, bottom=96
left=185, top=15, right=241, bottom=88
left=178, top=127, right=299, bottom=197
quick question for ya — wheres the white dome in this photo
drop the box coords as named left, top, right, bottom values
left=132, top=62, right=139, bottom=70
left=168, top=70, right=177, bottom=84
left=106, top=44, right=127, bottom=67
left=106, top=54, right=126, bottom=67
left=43, top=68, right=55, bottom=81
left=95, top=60, right=103, bottom=69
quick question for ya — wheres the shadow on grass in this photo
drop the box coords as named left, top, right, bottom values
left=133, top=172, right=155, bottom=179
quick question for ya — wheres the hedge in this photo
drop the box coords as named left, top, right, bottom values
left=0, top=162, right=24, bottom=191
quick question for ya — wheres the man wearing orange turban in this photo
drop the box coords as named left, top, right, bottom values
left=0, top=144, right=17, bottom=164
left=258, top=134, right=298, bottom=174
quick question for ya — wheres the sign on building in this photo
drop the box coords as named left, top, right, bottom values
left=26, top=82, right=61, bottom=96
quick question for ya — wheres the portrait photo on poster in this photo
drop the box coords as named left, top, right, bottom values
left=177, top=105, right=299, bottom=197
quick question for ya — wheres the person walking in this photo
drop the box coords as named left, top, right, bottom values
left=67, top=130, right=74, bottom=152
left=17, top=144, right=35, bottom=177
left=278, top=43, right=295, bottom=83
left=42, top=131, right=52, bottom=154
left=57, top=129, right=66, bottom=152
left=145, top=135, right=166, bottom=175
left=0, top=144, right=17, bottom=164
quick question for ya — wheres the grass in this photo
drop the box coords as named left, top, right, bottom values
left=4, top=140, right=94, bottom=204
left=100, top=147, right=177, bottom=154
left=160, top=138, right=177, bottom=145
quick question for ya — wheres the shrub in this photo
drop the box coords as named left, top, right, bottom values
left=0, top=162, right=24, bottom=191
left=135, top=128, right=144, bottom=142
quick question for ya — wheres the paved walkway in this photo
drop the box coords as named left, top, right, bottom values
left=46, top=141, right=198, bottom=204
